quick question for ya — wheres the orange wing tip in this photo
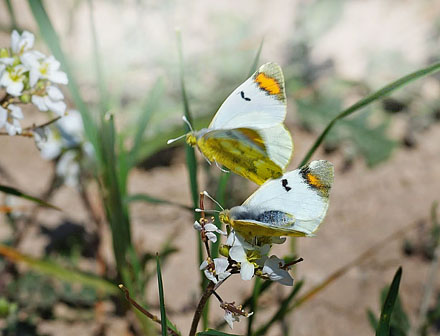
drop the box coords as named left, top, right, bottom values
left=300, top=160, right=334, bottom=197
left=254, top=62, right=286, bottom=102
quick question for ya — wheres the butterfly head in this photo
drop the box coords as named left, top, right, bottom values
left=219, top=209, right=231, bottom=225
left=185, top=132, right=197, bottom=146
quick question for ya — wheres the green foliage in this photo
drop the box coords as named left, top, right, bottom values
left=0, top=185, right=60, bottom=210
left=375, top=267, right=404, bottom=336
left=157, top=256, right=168, bottom=336
left=197, top=330, right=240, bottom=336
left=299, top=61, right=440, bottom=167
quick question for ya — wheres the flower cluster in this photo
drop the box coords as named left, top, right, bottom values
left=195, top=212, right=299, bottom=329
left=0, top=30, right=68, bottom=135
left=33, top=110, right=93, bottom=187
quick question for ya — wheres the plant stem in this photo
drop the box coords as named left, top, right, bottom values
left=119, top=284, right=179, bottom=336
left=0, top=116, right=62, bottom=136
left=189, top=281, right=215, bottom=336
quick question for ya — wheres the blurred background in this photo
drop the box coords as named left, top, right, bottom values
left=1, top=0, right=440, bottom=335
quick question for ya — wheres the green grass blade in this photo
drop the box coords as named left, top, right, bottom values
left=197, top=330, right=239, bottom=336
left=299, top=60, right=440, bottom=167
left=248, top=38, right=264, bottom=76
left=376, top=267, right=403, bottom=336
left=87, top=0, right=108, bottom=114
left=0, top=244, right=117, bottom=295
left=129, top=78, right=165, bottom=167
left=253, top=280, right=304, bottom=336
left=176, top=29, right=199, bottom=209
left=27, top=0, right=99, bottom=154
left=0, top=184, right=60, bottom=210
left=176, top=30, right=207, bottom=323
left=125, top=193, right=193, bottom=211
left=157, top=255, right=168, bottom=336
left=4, top=0, right=18, bottom=30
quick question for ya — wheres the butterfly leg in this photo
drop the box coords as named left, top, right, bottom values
left=215, top=160, right=230, bottom=173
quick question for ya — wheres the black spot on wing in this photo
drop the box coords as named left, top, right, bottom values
left=282, top=178, right=291, bottom=192
left=240, top=91, right=251, bottom=101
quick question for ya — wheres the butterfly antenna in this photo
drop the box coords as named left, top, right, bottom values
left=195, top=208, right=221, bottom=213
left=167, top=133, right=186, bottom=145
left=182, top=115, right=194, bottom=132
left=203, top=191, right=225, bottom=211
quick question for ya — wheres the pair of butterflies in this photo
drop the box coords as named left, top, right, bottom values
left=171, top=62, right=334, bottom=238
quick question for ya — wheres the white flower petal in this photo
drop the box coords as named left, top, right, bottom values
left=5, top=80, right=23, bottom=97
left=44, top=98, right=66, bottom=116
left=204, top=223, right=218, bottom=232
left=199, top=259, right=208, bottom=270
left=0, top=107, right=7, bottom=128
left=229, top=245, right=247, bottom=263
left=240, top=261, right=255, bottom=281
left=203, top=269, right=218, bottom=284
left=48, top=70, right=68, bottom=85
left=32, top=95, right=48, bottom=111
left=8, top=105, right=23, bottom=119
left=193, top=221, right=202, bottom=231
left=213, top=258, right=229, bottom=274
left=205, top=232, right=217, bottom=243
left=46, top=85, right=64, bottom=100
left=10, top=30, right=19, bottom=53
left=224, top=311, right=238, bottom=329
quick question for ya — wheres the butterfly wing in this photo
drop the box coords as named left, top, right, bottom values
left=233, top=160, right=334, bottom=236
left=209, top=62, right=286, bottom=130
left=197, top=128, right=284, bottom=185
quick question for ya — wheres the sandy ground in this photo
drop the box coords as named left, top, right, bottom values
left=1, top=0, right=440, bottom=335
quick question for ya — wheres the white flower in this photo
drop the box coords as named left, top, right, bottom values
left=56, top=151, right=80, bottom=187
left=1, top=104, right=23, bottom=135
left=200, top=258, right=231, bottom=284
left=21, top=52, right=67, bottom=87
left=222, top=304, right=253, bottom=329
left=262, top=256, right=294, bottom=286
left=0, top=64, right=27, bottom=96
left=57, top=109, right=84, bottom=145
left=229, top=243, right=255, bottom=281
left=224, top=310, right=240, bottom=329
left=193, top=221, right=226, bottom=243
left=0, top=106, right=7, bottom=129
left=11, top=30, right=34, bottom=55
left=33, top=127, right=63, bottom=160
left=32, top=85, right=66, bottom=116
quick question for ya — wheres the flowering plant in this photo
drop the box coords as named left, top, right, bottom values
left=0, top=30, right=68, bottom=136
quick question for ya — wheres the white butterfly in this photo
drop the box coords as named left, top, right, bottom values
left=169, top=62, right=293, bottom=185
left=219, top=160, right=334, bottom=238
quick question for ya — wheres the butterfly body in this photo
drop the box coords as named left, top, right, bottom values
left=184, top=62, right=292, bottom=185
left=219, top=160, right=334, bottom=238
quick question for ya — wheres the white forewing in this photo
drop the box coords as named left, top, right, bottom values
left=242, top=161, right=332, bottom=235
left=209, top=63, right=286, bottom=130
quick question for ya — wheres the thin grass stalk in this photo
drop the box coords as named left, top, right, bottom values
left=299, top=60, right=440, bottom=167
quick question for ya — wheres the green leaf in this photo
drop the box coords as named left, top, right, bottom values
left=299, top=60, right=440, bottom=167
left=197, top=330, right=240, bottom=336
left=125, top=193, right=193, bottom=211
left=4, top=0, right=18, bottom=30
left=0, top=185, right=60, bottom=211
left=157, top=255, right=168, bottom=336
left=128, top=78, right=165, bottom=166
left=0, top=244, right=117, bottom=295
left=376, top=267, right=403, bottom=336
left=367, top=309, right=379, bottom=331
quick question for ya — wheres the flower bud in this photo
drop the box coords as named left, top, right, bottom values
left=0, top=48, right=9, bottom=58
left=219, top=245, right=230, bottom=258
left=19, top=93, right=31, bottom=103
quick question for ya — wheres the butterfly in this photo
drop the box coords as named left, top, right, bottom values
left=218, top=160, right=334, bottom=238
left=169, top=62, right=293, bottom=185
